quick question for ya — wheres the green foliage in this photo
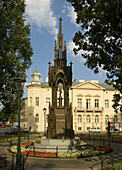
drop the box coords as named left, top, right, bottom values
left=112, top=94, right=121, bottom=113
left=0, top=0, right=33, bottom=120
left=57, top=149, right=105, bottom=158
left=67, top=0, right=122, bottom=95
left=111, top=162, right=122, bottom=170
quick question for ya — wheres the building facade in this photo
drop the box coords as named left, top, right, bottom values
left=20, top=18, right=121, bottom=133
left=20, top=73, right=121, bottom=133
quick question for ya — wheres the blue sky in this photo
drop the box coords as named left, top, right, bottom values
left=24, top=0, right=107, bottom=95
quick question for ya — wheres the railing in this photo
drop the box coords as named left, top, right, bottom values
left=89, top=154, right=122, bottom=170
left=79, top=133, right=122, bottom=143
left=75, top=107, right=104, bottom=112
left=11, top=144, right=33, bottom=170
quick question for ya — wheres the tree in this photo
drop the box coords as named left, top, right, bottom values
left=0, top=0, right=33, bottom=121
left=67, top=0, right=122, bottom=109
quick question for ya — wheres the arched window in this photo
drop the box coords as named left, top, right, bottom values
left=114, top=115, right=117, bottom=123
left=105, top=115, right=109, bottom=123
left=95, top=115, right=99, bottom=123
left=86, top=115, right=90, bottom=123
left=35, top=114, right=39, bottom=123
left=78, top=115, right=82, bottom=123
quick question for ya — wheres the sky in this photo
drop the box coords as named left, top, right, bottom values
left=24, top=0, right=107, bottom=96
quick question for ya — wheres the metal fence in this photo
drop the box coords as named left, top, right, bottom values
left=89, top=153, right=122, bottom=170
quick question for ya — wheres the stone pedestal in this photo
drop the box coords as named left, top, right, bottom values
left=47, top=106, right=74, bottom=139
left=34, top=139, right=86, bottom=153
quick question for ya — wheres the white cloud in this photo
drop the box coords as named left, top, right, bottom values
left=67, top=40, right=86, bottom=63
left=64, top=4, right=80, bottom=28
left=25, top=0, right=58, bottom=38
left=67, top=40, right=107, bottom=78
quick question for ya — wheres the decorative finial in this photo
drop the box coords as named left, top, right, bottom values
left=59, top=18, right=62, bottom=37
left=54, top=41, right=57, bottom=49
left=54, top=41, right=57, bottom=59
left=64, top=41, right=66, bottom=50
left=35, top=66, right=37, bottom=71
left=48, top=61, right=51, bottom=65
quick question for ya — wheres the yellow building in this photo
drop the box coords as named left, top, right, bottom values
left=20, top=70, right=121, bottom=134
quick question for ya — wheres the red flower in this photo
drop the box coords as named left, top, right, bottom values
left=94, top=146, right=112, bottom=153
left=21, top=150, right=57, bottom=158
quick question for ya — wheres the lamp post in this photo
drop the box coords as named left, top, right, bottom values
left=108, top=120, right=111, bottom=137
left=43, top=108, right=47, bottom=135
left=13, top=76, right=26, bottom=169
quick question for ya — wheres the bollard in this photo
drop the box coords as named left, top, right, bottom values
left=100, top=135, right=101, bottom=141
left=109, top=141, right=110, bottom=147
left=94, top=137, right=95, bottom=144
left=27, top=135, right=29, bottom=142
left=9, top=139, right=12, bottom=147
left=112, top=153, right=114, bottom=169
left=11, top=153, right=14, bottom=170
left=33, top=145, right=35, bottom=157
left=101, top=158, right=103, bottom=170
left=89, top=133, right=90, bottom=140
left=99, top=145, right=101, bottom=156
left=56, top=146, right=58, bottom=158
left=103, top=139, right=104, bottom=145
left=22, top=156, right=25, bottom=170
left=81, top=146, right=82, bottom=158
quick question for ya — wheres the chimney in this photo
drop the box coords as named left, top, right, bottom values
left=46, top=77, right=48, bottom=83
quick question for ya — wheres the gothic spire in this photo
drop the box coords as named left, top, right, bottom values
left=57, top=18, right=63, bottom=49
left=54, top=40, right=57, bottom=59
left=59, top=17, right=62, bottom=38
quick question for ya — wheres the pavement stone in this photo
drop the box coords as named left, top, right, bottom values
left=0, top=139, right=122, bottom=170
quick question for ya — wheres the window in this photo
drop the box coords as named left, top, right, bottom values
left=77, top=98, right=82, bottom=107
left=35, top=114, right=39, bottom=123
left=78, top=115, right=82, bottom=123
left=87, top=127, right=90, bottom=130
left=95, top=99, right=99, bottom=108
left=105, top=115, right=109, bottom=123
left=35, top=97, right=39, bottom=106
left=78, top=127, right=82, bottom=130
left=30, top=97, right=32, bottom=106
left=86, top=99, right=91, bottom=109
left=46, top=97, right=50, bottom=107
left=105, top=100, right=109, bottom=108
left=86, top=115, right=90, bottom=123
left=114, top=115, right=117, bottom=123
left=95, top=115, right=99, bottom=123
left=20, top=115, right=24, bottom=121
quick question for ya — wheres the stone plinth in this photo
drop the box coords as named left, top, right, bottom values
left=34, top=139, right=86, bottom=153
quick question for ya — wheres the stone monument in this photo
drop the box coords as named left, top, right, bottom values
left=47, top=18, right=74, bottom=139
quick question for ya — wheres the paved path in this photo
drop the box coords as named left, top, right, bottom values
left=0, top=140, right=122, bottom=170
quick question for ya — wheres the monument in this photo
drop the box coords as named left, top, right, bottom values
left=47, top=18, right=74, bottom=139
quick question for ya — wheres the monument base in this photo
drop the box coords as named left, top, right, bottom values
left=34, top=139, right=87, bottom=153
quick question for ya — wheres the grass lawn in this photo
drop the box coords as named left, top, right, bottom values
left=79, top=134, right=122, bottom=143
left=0, top=135, right=41, bottom=142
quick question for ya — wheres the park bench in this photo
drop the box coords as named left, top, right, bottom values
left=0, top=154, right=7, bottom=167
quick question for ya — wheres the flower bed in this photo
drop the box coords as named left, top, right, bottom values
left=14, top=141, right=34, bottom=147
left=35, top=139, right=41, bottom=143
left=94, top=146, right=112, bottom=153
left=9, top=141, right=113, bottom=158
left=21, top=150, right=57, bottom=157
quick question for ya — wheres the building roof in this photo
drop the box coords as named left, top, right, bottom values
left=97, top=83, right=115, bottom=90
left=39, top=81, right=116, bottom=90
left=31, top=70, right=41, bottom=76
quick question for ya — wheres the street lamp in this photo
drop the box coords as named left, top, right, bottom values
left=108, top=120, right=111, bottom=137
left=43, top=107, right=47, bottom=135
left=13, top=76, right=26, bottom=169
